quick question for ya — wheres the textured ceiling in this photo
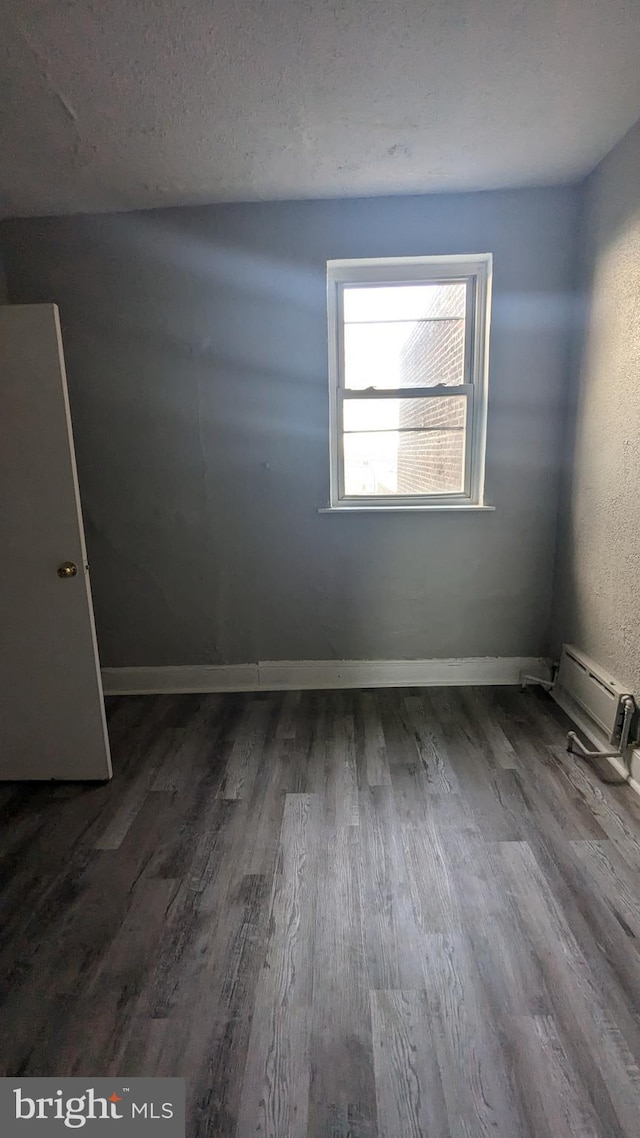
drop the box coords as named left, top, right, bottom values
left=2, top=0, right=640, bottom=217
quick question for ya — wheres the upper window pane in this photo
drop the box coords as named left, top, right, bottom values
left=344, top=320, right=465, bottom=389
left=342, top=281, right=467, bottom=390
left=343, top=282, right=467, bottom=323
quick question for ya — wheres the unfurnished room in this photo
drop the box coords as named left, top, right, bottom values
left=1, top=1, right=640, bottom=1135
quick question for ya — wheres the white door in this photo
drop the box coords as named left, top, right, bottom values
left=0, top=304, right=112, bottom=779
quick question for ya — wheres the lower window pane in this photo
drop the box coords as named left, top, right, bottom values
left=343, top=429, right=465, bottom=496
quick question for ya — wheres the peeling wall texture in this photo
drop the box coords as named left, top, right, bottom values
left=0, top=188, right=578, bottom=667
left=552, top=120, right=640, bottom=695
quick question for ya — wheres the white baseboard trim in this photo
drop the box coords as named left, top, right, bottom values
left=101, top=656, right=548, bottom=696
left=630, top=749, right=640, bottom=797
left=604, top=751, right=640, bottom=797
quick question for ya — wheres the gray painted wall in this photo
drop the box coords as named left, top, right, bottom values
left=0, top=188, right=578, bottom=667
left=552, top=121, right=640, bottom=694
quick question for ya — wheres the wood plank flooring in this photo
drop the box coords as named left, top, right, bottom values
left=1, top=686, right=640, bottom=1137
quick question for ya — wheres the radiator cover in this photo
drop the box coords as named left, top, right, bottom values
left=552, top=644, right=631, bottom=747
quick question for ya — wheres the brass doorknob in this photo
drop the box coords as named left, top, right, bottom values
left=57, top=561, right=78, bottom=578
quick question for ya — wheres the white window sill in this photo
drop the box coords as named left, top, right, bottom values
left=318, top=504, right=496, bottom=514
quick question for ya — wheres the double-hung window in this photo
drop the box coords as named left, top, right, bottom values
left=326, top=254, right=492, bottom=510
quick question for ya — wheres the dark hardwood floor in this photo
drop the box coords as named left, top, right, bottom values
left=1, top=686, right=640, bottom=1137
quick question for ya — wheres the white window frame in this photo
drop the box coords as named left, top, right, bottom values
left=325, top=254, right=492, bottom=511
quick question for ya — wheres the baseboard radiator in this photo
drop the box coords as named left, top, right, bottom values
left=551, top=645, right=636, bottom=770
